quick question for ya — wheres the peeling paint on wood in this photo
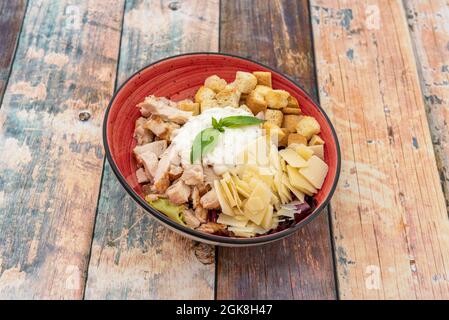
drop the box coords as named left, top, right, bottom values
left=311, top=0, right=449, bottom=299
left=84, top=0, right=219, bottom=300
left=0, top=0, right=124, bottom=299
left=404, top=0, right=449, bottom=210
left=217, top=0, right=336, bottom=300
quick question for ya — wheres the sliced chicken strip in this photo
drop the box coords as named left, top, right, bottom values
left=183, top=209, right=201, bottom=228
left=145, top=116, right=179, bottom=141
left=194, top=207, right=208, bottom=223
left=139, top=151, right=158, bottom=179
left=166, top=179, right=191, bottom=205
left=153, top=145, right=178, bottom=193
left=181, top=164, right=204, bottom=185
left=136, top=167, right=150, bottom=183
left=137, top=95, right=193, bottom=124
left=168, top=165, right=183, bottom=180
left=134, top=117, right=154, bottom=145
left=200, top=189, right=220, bottom=209
left=133, top=140, right=167, bottom=159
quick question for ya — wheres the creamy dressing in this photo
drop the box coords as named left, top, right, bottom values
left=171, top=107, right=262, bottom=174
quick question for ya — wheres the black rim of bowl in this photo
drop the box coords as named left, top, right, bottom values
left=103, top=52, right=341, bottom=245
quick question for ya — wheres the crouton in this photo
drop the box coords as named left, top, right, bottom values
left=288, top=133, right=308, bottom=146
left=195, top=86, right=216, bottom=103
left=234, top=71, right=258, bottom=94
left=253, top=85, right=272, bottom=97
left=265, top=89, right=290, bottom=109
left=239, top=93, right=248, bottom=105
left=216, top=87, right=241, bottom=108
left=204, top=75, right=227, bottom=93
left=282, top=107, right=302, bottom=115
left=265, top=109, right=283, bottom=127
left=253, top=71, right=272, bottom=87
left=287, top=95, right=300, bottom=109
left=296, top=116, right=320, bottom=140
left=246, top=90, right=267, bottom=114
left=178, top=99, right=200, bottom=116
left=309, top=134, right=325, bottom=146
left=282, top=114, right=303, bottom=132
left=200, top=99, right=218, bottom=113
left=278, top=128, right=291, bottom=147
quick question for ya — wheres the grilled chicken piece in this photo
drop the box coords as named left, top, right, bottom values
left=153, top=146, right=177, bottom=193
left=168, top=165, right=183, bottom=180
left=200, top=189, right=220, bottom=209
left=183, top=209, right=201, bottom=228
left=139, top=151, right=158, bottom=179
left=133, top=140, right=167, bottom=160
left=203, top=166, right=220, bottom=187
left=134, top=117, right=154, bottom=145
left=181, top=164, right=204, bottom=185
left=166, top=179, right=191, bottom=205
left=144, top=116, right=179, bottom=141
left=196, top=222, right=226, bottom=234
left=136, top=168, right=150, bottom=183
left=145, top=193, right=166, bottom=201
left=138, top=95, right=193, bottom=124
left=194, top=207, right=208, bottom=224
left=191, top=186, right=200, bottom=209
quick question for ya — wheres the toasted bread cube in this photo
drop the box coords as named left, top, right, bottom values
left=200, top=99, right=218, bottom=113
left=178, top=99, right=200, bottom=116
left=216, top=87, right=241, bottom=108
left=282, top=114, right=303, bottom=132
left=278, top=128, right=291, bottom=147
left=246, top=90, right=267, bottom=114
left=265, top=89, right=290, bottom=109
left=287, top=95, right=300, bottom=108
left=309, top=134, right=325, bottom=146
left=195, top=86, right=216, bottom=103
left=254, top=85, right=272, bottom=97
left=265, top=109, right=283, bottom=127
left=204, top=75, right=227, bottom=93
left=288, top=133, right=308, bottom=146
left=234, top=71, right=258, bottom=94
left=239, top=93, right=248, bottom=105
left=253, top=71, right=272, bottom=87
left=239, top=104, right=253, bottom=114
left=283, top=107, right=302, bottom=115
left=296, top=116, right=320, bottom=140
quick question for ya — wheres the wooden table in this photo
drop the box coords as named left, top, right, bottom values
left=0, top=0, right=448, bottom=300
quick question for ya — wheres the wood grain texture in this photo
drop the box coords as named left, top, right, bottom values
left=84, top=0, right=219, bottom=300
left=216, top=0, right=336, bottom=300
left=0, top=0, right=123, bottom=299
left=404, top=0, right=449, bottom=210
left=311, top=0, right=449, bottom=299
left=0, top=0, right=27, bottom=102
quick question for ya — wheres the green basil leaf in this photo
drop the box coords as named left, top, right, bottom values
left=190, top=128, right=221, bottom=163
left=219, top=115, right=264, bottom=128
left=211, top=117, right=224, bottom=132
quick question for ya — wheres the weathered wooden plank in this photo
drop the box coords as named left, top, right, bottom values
left=404, top=0, right=449, bottom=211
left=84, top=0, right=219, bottom=300
left=0, top=0, right=124, bottom=299
left=310, top=0, right=449, bottom=299
left=0, top=0, right=27, bottom=102
left=216, top=0, right=336, bottom=300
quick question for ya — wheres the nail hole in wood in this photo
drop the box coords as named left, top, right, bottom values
left=79, top=111, right=91, bottom=121
left=168, top=1, right=180, bottom=11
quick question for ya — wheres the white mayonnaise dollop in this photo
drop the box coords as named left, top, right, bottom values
left=171, top=107, right=262, bottom=174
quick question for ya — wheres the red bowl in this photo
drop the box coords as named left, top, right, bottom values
left=104, top=53, right=341, bottom=246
